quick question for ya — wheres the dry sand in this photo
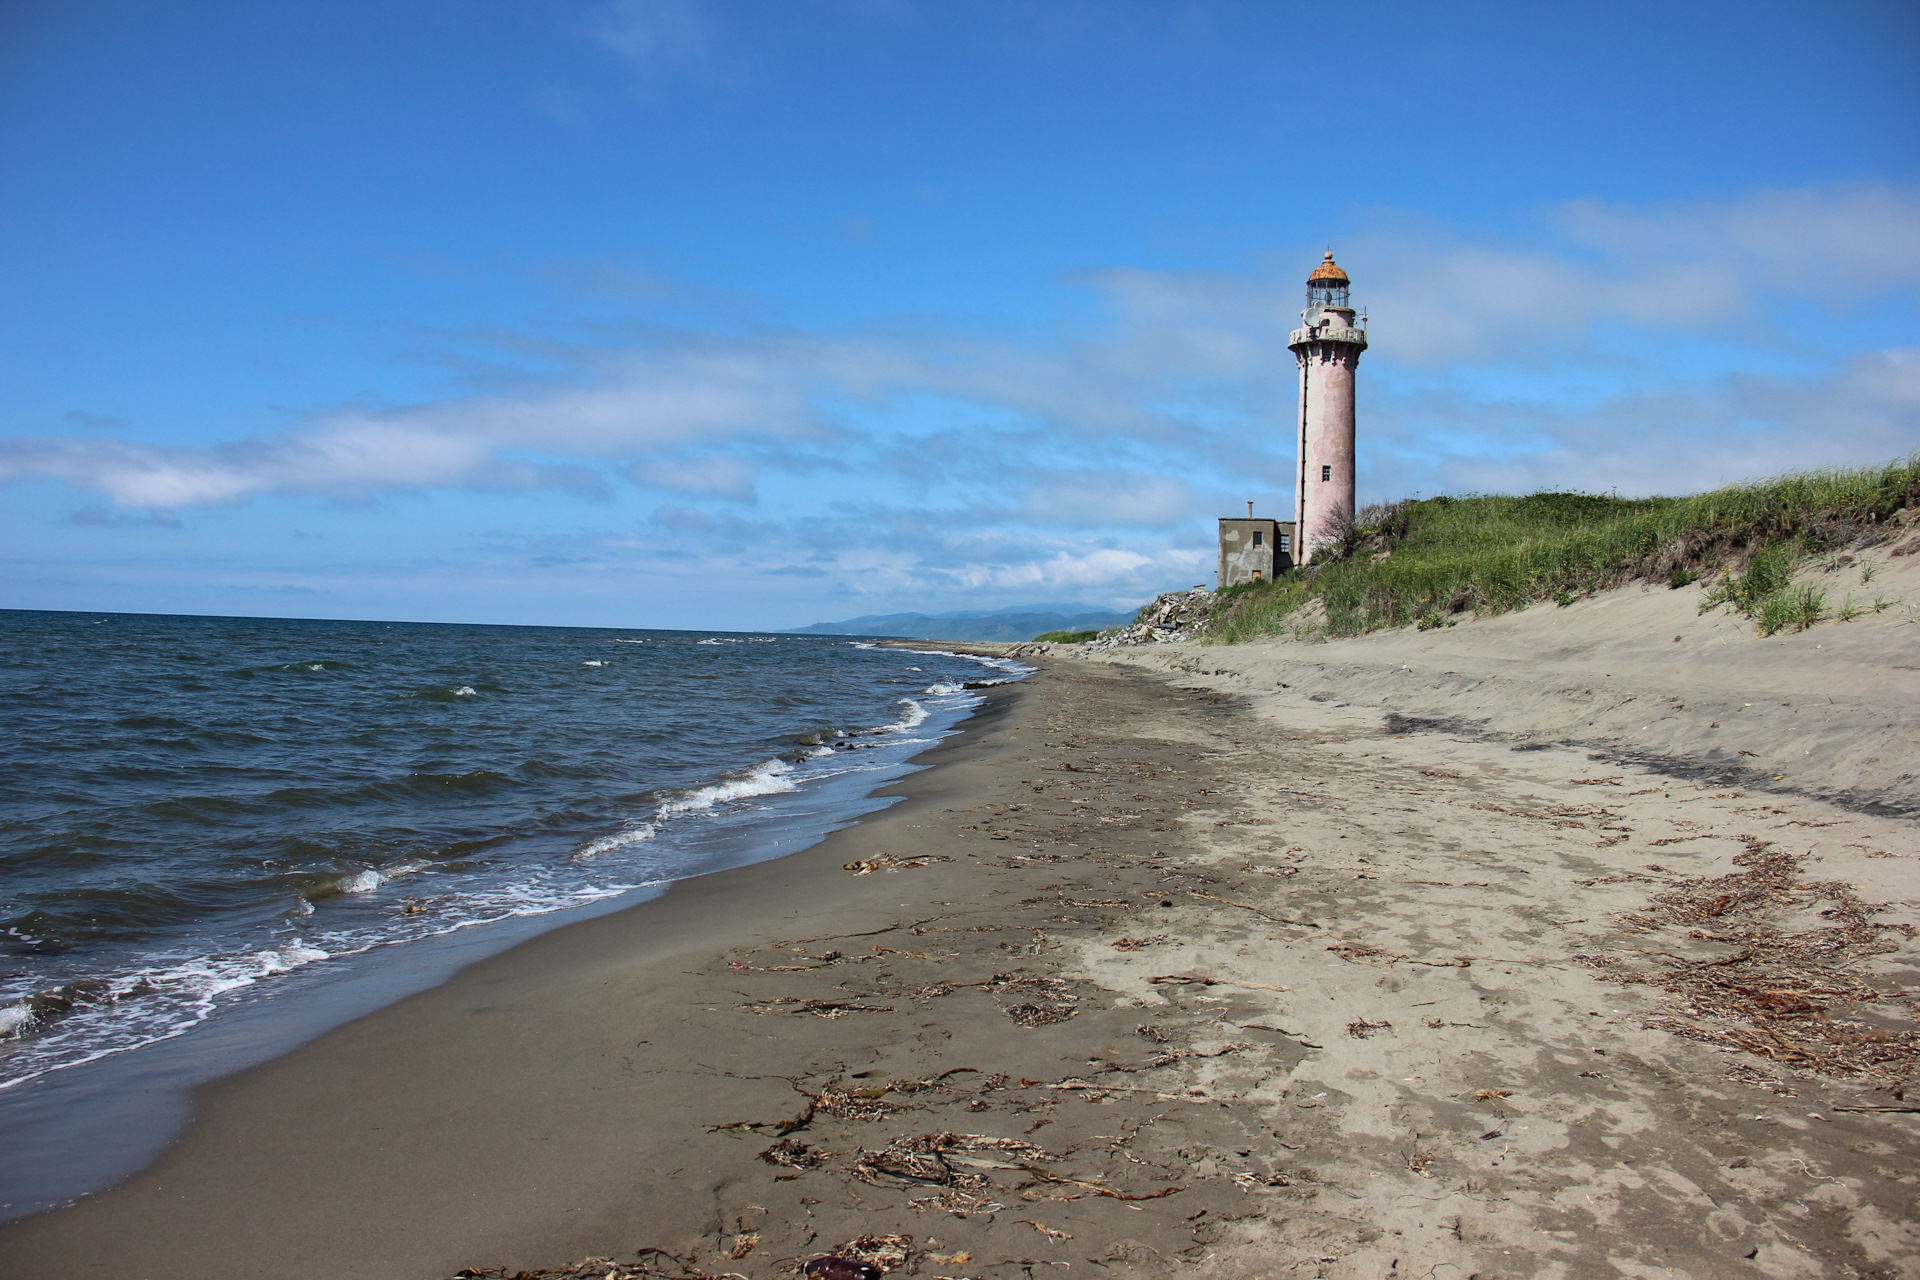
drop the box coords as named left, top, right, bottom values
left=1, top=551, right=1917, bottom=1280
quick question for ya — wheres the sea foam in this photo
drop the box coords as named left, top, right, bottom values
left=657, top=759, right=798, bottom=814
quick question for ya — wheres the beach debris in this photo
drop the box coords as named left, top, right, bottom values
left=738, top=998, right=894, bottom=1018
left=803, top=1257, right=883, bottom=1280
left=708, top=1085, right=818, bottom=1138
left=1473, top=1089, right=1512, bottom=1101
left=759, top=1137, right=823, bottom=1169
left=843, top=853, right=952, bottom=874
left=821, top=1234, right=914, bottom=1271
left=1135, top=1022, right=1171, bottom=1042
left=723, top=1234, right=759, bottom=1260
left=1346, top=1019, right=1392, bottom=1038
left=1146, top=973, right=1293, bottom=993
left=1016, top=1165, right=1185, bottom=1201
left=1241, top=1023, right=1324, bottom=1047
left=1578, top=836, right=1920, bottom=1085
left=1016, top=1219, right=1073, bottom=1241
left=911, top=1188, right=1006, bottom=1215
left=449, top=1247, right=747, bottom=1280
left=854, top=1141, right=959, bottom=1186
left=1005, top=1002, right=1077, bottom=1026
left=810, top=1089, right=892, bottom=1122
left=984, top=972, right=1081, bottom=1026
left=1327, top=941, right=1403, bottom=966
left=726, top=949, right=851, bottom=973
left=1187, top=889, right=1314, bottom=928
left=871, top=944, right=940, bottom=961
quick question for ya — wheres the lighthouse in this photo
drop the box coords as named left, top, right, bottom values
left=1288, top=252, right=1367, bottom=563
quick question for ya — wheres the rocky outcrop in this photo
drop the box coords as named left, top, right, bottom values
left=1080, top=586, right=1214, bottom=648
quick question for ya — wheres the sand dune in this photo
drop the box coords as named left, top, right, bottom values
left=1098, top=540, right=1920, bottom=816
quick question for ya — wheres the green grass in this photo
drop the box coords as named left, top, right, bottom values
left=1753, top=584, right=1826, bottom=636
left=1206, top=454, right=1920, bottom=645
left=1032, top=629, right=1101, bottom=643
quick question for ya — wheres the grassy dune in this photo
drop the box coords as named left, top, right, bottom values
left=1208, top=455, right=1920, bottom=644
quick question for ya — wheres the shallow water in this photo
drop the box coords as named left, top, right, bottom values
left=0, top=610, right=1020, bottom=1096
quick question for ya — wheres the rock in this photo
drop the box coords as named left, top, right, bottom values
left=1078, top=586, right=1215, bottom=649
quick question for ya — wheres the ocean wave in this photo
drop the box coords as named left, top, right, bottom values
left=0, top=621, right=1029, bottom=1096
left=0, top=939, right=334, bottom=1089
left=0, top=1002, right=32, bottom=1040
left=655, top=758, right=797, bottom=814
left=409, top=685, right=480, bottom=702
left=572, top=823, right=656, bottom=860
left=336, top=869, right=383, bottom=893
left=0, top=876, right=671, bottom=1092
left=882, top=698, right=930, bottom=732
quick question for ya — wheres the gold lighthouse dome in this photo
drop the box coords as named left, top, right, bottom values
left=1307, top=251, right=1349, bottom=285
left=1305, top=251, right=1352, bottom=311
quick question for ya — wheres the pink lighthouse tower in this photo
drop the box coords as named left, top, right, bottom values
left=1288, top=252, right=1367, bottom=563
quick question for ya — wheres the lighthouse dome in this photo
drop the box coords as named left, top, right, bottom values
left=1307, top=252, right=1349, bottom=285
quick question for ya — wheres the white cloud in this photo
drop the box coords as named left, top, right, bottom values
left=7, top=182, right=1916, bottom=610
left=1351, top=184, right=1920, bottom=366
left=1361, top=346, right=1920, bottom=500
left=629, top=454, right=757, bottom=500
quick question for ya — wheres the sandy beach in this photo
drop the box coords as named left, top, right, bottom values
left=2, top=561, right=1918, bottom=1279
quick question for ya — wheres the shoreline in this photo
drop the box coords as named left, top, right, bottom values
left=3, top=619, right=1916, bottom=1278
left=0, top=642, right=1011, bottom=1220
left=0, top=676, right=1057, bottom=1277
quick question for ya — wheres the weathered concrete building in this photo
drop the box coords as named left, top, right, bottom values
left=1217, top=512, right=1295, bottom=587
left=1289, top=252, right=1367, bottom=563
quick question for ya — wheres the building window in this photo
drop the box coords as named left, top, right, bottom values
left=1252, top=530, right=1263, bottom=546
left=1321, top=465, right=1332, bottom=482
left=1279, top=534, right=1290, bottom=553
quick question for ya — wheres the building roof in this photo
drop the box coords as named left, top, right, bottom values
left=1307, top=251, right=1349, bottom=285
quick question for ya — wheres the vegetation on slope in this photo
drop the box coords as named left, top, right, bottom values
left=1208, top=455, right=1920, bottom=645
left=1033, top=629, right=1101, bottom=643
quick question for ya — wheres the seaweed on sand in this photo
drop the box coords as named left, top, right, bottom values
left=449, top=1246, right=746, bottom=1280
left=1578, top=837, right=1920, bottom=1089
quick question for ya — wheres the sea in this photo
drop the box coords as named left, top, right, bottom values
left=0, top=609, right=1024, bottom=1216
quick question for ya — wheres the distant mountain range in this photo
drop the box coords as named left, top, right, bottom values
left=784, top=602, right=1140, bottom=642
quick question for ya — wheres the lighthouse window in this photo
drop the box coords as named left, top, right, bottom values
left=1321, top=465, right=1332, bottom=482
left=1252, top=530, right=1263, bottom=546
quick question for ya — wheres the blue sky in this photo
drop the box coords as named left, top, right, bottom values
left=2, top=0, right=1916, bottom=629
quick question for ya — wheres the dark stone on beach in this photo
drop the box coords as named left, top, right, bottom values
left=805, top=1258, right=882, bottom=1280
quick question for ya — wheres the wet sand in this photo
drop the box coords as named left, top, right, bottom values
left=2, top=621, right=1918, bottom=1279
